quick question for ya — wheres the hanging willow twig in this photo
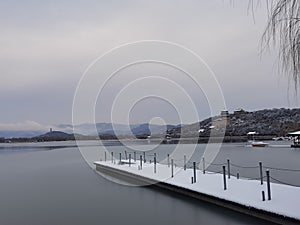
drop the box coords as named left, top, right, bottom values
left=261, top=0, right=300, bottom=90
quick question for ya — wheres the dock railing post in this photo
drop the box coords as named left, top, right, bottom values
left=154, top=157, right=156, bottom=173
left=167, top=154, right=170, bottom=167
left=125, top=151, right=127, bottom=160
left=259, top=161, right=263, bottom=185
left=119, top=153, right=121, bottom=164
left=134, top=151, right=136, bottom=162
left=202, top=157, right=205, bottom=174
left=223, top=165, right=227, bottom=190
left=184, top=155, right=186, bottom=171
left=227, top=159, right=230, bottom=179
left=129, top=154, right=131, bottom=167
left=111, top=152, right=114, bottom=163
left=143, top=152, right=146, bottom=163
left=105, top=152, right=107, bottom=162
left=193, top=162, right=196, bottom=183
left=266, top=170, right=271, bottom=200
left=171, top=159, right=174, bottom=178
left=140, top=155, right=143, bottom=170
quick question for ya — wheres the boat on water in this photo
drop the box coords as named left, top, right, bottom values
left=247, top=131, right=269, bottom=147
left=291, top=143, right=300, bottom=148
left=251, top=141, right=269, bottom=147
left=288, top=131, right=300, bottom=148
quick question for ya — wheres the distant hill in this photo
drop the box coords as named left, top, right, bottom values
left=0, top=122, right=175, bottom=138
left=167, top=108, right=300, bottom=138
left=33, top=131, right=76, bottom=141
left=37, top=131, right=74, bottom=139
left=130, top=123, right=175, bottom=136
left=0, top=130, right=45, bottom=138
left=30, top=123, right=175, bottom=141
left=68, top=123, right=175, bottom=136
left=3, top=108, right=298, bottom=140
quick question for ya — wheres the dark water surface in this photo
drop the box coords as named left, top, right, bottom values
left=0, top=141, right=291, bottom=225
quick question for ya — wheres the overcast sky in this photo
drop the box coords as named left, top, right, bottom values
left=0, top=0, right=299, bottom=129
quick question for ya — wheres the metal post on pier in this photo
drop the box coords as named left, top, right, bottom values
left=129, top=154, right=131, bottom=167
left=171, top=159, right=174, bottom=178
left=140, top=155, right=143, bottom=170
left=111, top=152, right=114, bottom=163
left=193, top=162, right=196, bottom=183
left=184, top=155, right=186, bottom=171
left=154, top=157, right=156, bottom=173
left=262, top=191, right=265, bottom=201
left=237, top=172, right=239, bottom=179
left=105, top=152, right=107, bottom=162
left=167, top=154, right=170, bottom=167
left=266, top=170, right=271, bottom=200
left=227, top=159, right=230, bottom=179
left=119, top=153, right=121, bottom=164
left=134, top=151, right=136, bottom=162
left=202, top=157, right=205, bottom=174
left=259, top=161, right=263, bottom=185
left=223, top=165, right=227, bottom=190
left=143, top=152, right=146, bottom=163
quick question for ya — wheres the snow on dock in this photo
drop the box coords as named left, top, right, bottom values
left=94, top=160, right=300, bottom=223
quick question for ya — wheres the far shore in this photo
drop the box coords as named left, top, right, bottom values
left=0, top=135, right=279, bottom=144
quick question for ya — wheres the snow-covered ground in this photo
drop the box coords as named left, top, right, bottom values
left=94, top=160, right=300, bottom=221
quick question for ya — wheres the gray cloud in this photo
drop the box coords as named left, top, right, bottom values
left=0, top=1, right=298, bottom=127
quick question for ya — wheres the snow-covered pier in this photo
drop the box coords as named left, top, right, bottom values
left=94, top=159, right=300, bottom=225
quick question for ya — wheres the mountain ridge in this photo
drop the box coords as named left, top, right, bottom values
left=1, top=108, right=299, bottom=139
left=166, top=108, right=300, bottom=138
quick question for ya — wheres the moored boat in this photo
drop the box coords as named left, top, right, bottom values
left=288, top=131, right=300, bottom=148
left=247, top=131, right=269, bottom=147
left=251, top=141, right=269, bottom=147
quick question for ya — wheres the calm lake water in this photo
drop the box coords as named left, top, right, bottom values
left=0, top=140, right=298, bottom=225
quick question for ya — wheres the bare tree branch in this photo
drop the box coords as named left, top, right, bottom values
left=261, top=0, right=300, bottom=90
